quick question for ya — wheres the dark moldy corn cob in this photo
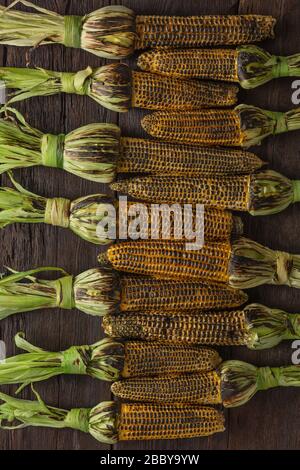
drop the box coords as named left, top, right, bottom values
left=119, top=138, right=264, bottom=176
left=119, top=276, right=248, bottom=312
left=138, top=45, right=300, bottom=89
left=99, top=237, right=300, bottom=289
left=142, top=105, right=300, bottom=147
left=0, top=4, right=276, bottom=58
left=112, top=169, right=300, bottom=216
left=103, top=303, right=300, bottom=350
left=0, top=391, right=225, bottom=441
left=102, top=310, right=249, bottom=345
left=135, top=15, right=276, bottom=49
left=112, top=372, right=222, bottom=405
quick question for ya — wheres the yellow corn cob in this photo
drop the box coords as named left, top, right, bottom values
left=138, top=48, right=239, bottom=81
left=118, top=137, right=264, bottom=175
left=131, top=72, right=238, bottom=109
left=142, top=109, right=243, bottom=146
left=112, top=175, right=250, bottom=210
left=123, top=204, right=243, bottom=242
left=122, top=342, right=222, bottom=378
left=102, top=310, right=248, bottom=345
left=118, top=402, right=225, bottom=440
left=119, top=276, right=248, bottom=312
left=112, top=371, right=222, bottom=404
left=100, top=240, right=231, bottom=282
left=135, top=15, right=276, bottom=49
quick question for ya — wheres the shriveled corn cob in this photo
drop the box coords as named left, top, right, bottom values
left=0, top=3, right=276, bottom=58
left=102, top=311, right=249, bottom=345
left=0, top=109, right=263, bottom=181
left=119, top=138, right=264, bottom=176
left=124, top=204, right=243, bottom=241
left=0, top=391, right=225, bottom=442
left=138, top=45, right=300, bottom=89
left=142, top=105, right=300, bottom=147
left=119, top=276, right=247, bottom=312
left=0, top=65, right=238, bottom=113
left=99, top=237, right=300, bottom=290
left=112, top=169, right=300, bottom=216
left=0, top=334, right=222, bottom=388
left=113, top=359, right=300, bottom=409
left=112, top=371, right=222, bottom=405
left=103, top=303, right=300, bottom=350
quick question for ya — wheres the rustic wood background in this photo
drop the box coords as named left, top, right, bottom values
left=0, top=0, right=300, bottom=451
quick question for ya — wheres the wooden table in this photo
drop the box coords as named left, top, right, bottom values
left=0, top=0, right=300, bottom=451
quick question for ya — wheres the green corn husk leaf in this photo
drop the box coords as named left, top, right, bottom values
left=237, top=45, right=300, bottom=89
left=244, top=303, right=300, bottom=350
left=0, top=173, right=117, bottom=244
left=0, top=388, right=118, bottom=444
left=0, top=63, right=132, bottom=112
left=0, top=108, right=120, bottom=182
left=0, top=1, right=136, bottom=59
left=0, top=334, right=124, bottom=391
left=237, top=104, right=300, bottom=147
left=220, top=360, right=300, bottom=408
left=229, top=237, right=300, bottom=289
left=249, top=169, right=300, bottom=216
left=0, top=266, right=121, bottom=320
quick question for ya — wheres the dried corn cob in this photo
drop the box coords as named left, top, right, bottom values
left=113, top=359, right=300, bottom=409
left=112, top=371, right=222, bottom=404
left=138, top=45, right=300, bottom=89
left=0, top=109, right=263, bottom=181
left=0, top=2, right=275, bottom=58
left=124, top=204, right=243, bottom=241
left=119, top=276, right=248, bottom=312
left=142, top=105, right=300, bottom=147
left=99, top=237, right=300, bottom=290
left=0, top=334, right=222, bottom=389
left=102, top=311, right=249, bottom=345
left=119, top=138, right=264, bottom=176
left=103, top=303, right=300, bottom=350
left=112, top=169, right=300, bottom=216
left=0, top=64, right=238, bottom=113
left=0, top=390, right=225, bottom=442
left=135, top=15, right=275, bottom=50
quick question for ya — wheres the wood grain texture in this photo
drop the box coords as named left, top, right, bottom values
left=0, top=0, right=299, bottom=451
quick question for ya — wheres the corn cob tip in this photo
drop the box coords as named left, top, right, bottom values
left=110, top=181, right=125, bottom=193
left=141, top=113, right=160, bottom=136
left=232, top=216, right=244, bottom=237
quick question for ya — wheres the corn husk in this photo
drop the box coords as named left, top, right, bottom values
left=0, top=388, right=118, bottom=444
left=0, top=334, right=124, bottom=391
left=0, top=108, right=120, bottom=183
left=0, top=1, right=136, bottom=59
left=0, top=64, right=132, bottom=112
left=0, top=266, right=120, bottom=319
left=0, top=173, right=117, bottom=244
left=220, top=360, right=300, bottom=408
left=244, top=303, right=300, bottom=350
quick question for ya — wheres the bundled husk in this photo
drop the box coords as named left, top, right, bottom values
left=243, top=303, right=300, bottom=350
left=0, top=108, right=120, bottom=183
left=0, top=1, right=136, bottom=59
left=0, top=64, right=132, bottom=112
left=0, top=173, right=116, bottom=244
left=0, top=267, right=120, bottom=319
left=0, top=334, right=124, bottom=391
left=220, top=360, right=300, bottom=408
left=0, top=388, right=118, bottom=444
left=138, top=45, right=300, bottom=89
